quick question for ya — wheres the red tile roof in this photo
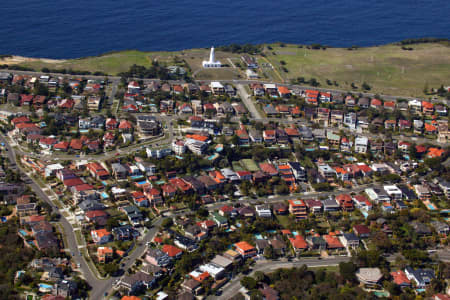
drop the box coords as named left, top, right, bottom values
left=277, top=86, right=290, bottom=94
left=235, top=241, right=255, bottom=252
left=323, top=234, right=344, bottom=249
left=289, top=235, right=308, bottom=249
left=162, top=244, right=182, bottom=257
left=427, top=147, right=444, bottom=158
left=185, top=134, right=208, bottom=142
left=63, top=178, right=84, bottom=187
left=390, top=270, right=410, bottom=286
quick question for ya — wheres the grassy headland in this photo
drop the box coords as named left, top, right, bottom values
left=1, top=41, right=449, bottom=97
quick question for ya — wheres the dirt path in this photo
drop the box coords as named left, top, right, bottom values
left=0, top=55, right=65, bottom=65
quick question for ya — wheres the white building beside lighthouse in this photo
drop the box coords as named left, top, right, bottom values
left=202, top=46, right=221, bottom=68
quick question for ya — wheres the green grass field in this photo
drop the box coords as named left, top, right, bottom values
left=4, top=42, right=450, bottom=97
left=12, top=48, right=244, bottom=78
left=263, top=42, right=450, bottom=96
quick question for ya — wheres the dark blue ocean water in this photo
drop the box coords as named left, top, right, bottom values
left=1, top=0, right=449, bottom=59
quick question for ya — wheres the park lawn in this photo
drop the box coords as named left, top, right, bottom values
left=7, top=42, right=450, bottom=97
left=16, top=48, right=243, bottom=78
left=309, top=265, right=340, bottom=273
left=262, top=42, right=450, bottom=97
left=276, top=214, right=292, bottom=229
left=16, top=50, right=180, bottom=75
left=194, top=68, right=242, bottom=80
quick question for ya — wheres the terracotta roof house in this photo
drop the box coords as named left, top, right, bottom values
left=86, top=162, right=109, bottom=180
left=97, top=246, right=113, bottom=263
left=383, top=101, right=396, bottom=110
left=391, top=270, right=411, bottom=288
left=69, top=139, right=83, bottom=150
left=427, top=147, right=444, bottom=158
left=53, top=141, right=69, bottom=151
left=353, top=224, right=370, bottom=238
left=335, top=194, right=354, bottom=211
left=118, top=120, right=133, bottom=132
left=422, top=101, right=434, bottom=115
left=370, top=98, right=382, bottom=108
left=289, top=235, right=308, bottom=252
left=259, top=162, right=278, bottom=176
left=234, top=241, right=256, bottom=258
left=277, top=86, right=291, bottom=98
left=162, top=244, right=183, bottom=258
left=324, top=234, right=344, bottom=249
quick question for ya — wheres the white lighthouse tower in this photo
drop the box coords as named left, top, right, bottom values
left=202, top=46, right=221, bottom=68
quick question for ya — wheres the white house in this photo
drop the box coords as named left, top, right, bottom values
left=172, top=139, right=186, bottom=155
left=383, top=185, right=402, bottom=201
left=255, top=205, right=272, bottom=218
left=354, top=136, right=368, bottom=153
left=365, top=188, right=391, bottom=203
left=199, top=264, right=225, bottom=280
left=45, top=163, right=64, bottom=178
left=246, top=69, right=258, bottom=79
left=408, top=99, right=422, bottom=113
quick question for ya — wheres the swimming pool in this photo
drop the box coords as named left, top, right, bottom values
left=39, top=283, right=53, bottom=290
left=254, top=234, right=263, bottom=239
left=361, top=211, right=369, bottom=218
left=292, top=231, right=299, bottom=236
left=19, top=229, right=28, bottom=236
left=136, top=181, right=147, bottom=185
left=131, top=175, right=144, bottom=180
left=426, top=203, right=437, bottom=210
left=101, top=192, right=109, bottom=199
left=208, top=153, right=219, bottom=161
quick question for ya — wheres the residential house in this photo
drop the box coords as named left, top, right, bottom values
left=146, top=248, right=172, bottom=267
left=353, top=224, right=370, bottom=238
left=356, top=268, right=383, bottom=287
left=235, top=241, right=256, bottom=258
left=288, top=199, right=307, bottom=220
left=255, top=205, right=272, bottom=218
left=118, top=271, right=155, bottom=295
left=340, top=233, right=359, bottom=249
left=91, top=229, right=112, bottom=244
left=405, top=267, right=435, bottom=288
left=391, top=270, right=411, bottom=288
left=304, top=199, right=322, bottom=213
left=322, top=198, right=340, bottom=212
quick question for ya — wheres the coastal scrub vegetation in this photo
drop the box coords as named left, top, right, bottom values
left=216, top=44, right=262, bottom=54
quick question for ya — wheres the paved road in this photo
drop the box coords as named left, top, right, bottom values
left=1, top=132, right=165, bottom=299
left=90, top=218, right=164, bottom=300
left=4, top=69, right=446, bottom=105
left=435, top=249, right=450, bottom=262
left=0, top=134, right=99, bottom=284
left=215, top=256, right=350, bottom=300
left=236, top=84, right=263, bottom=120
left=264, top=117, right=450, bottom=147
left=193, top=183, right=381, bottom=214
left=108, top=80, right=118, bottom=107
left=8, top=114, right=175, bottom=161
